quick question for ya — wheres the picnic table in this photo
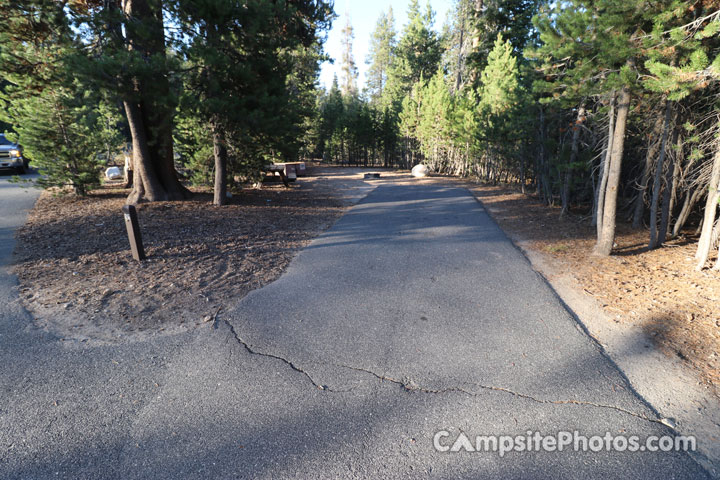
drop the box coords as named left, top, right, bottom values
left=260, top=162, right=306, bottom=188
left=281, top=162, right=307, bottom=177
left=261, top=164, right=291, bottom=188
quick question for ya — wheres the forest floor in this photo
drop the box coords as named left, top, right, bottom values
left=13, top=167, right=403, bottom=343
left=459, top=182, right=720, bottom=396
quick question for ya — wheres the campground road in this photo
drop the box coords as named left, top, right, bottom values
left=0, top=180, right=711, bottom=479
left=0, top=172, right=41, bottom=327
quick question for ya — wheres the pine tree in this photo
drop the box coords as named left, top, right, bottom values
left=0, top=0, right=120, bottom=195
left=476, top=34, right=525, bottom=183
left=399, top=80, right=425, bottom=167
left=339, top=16, right=359, bottom=96
left=382, top=0, right=442, bottom=112
left=641, top=2, right=714, bottom=250
left=176, top=0, right=332, bottom=205
left=638, top=5, right=720, bottom=268
left=366, top=7, right=396, bottom=104
left=319, top=76, right=345, bottom=162
left=117, top=0, right=191, bottom=203
left=5, top=85, right=114, bottom=195
left=533, top=0, right=644, bottom=255
left=442, top=0, right=475, bottom=93
left=417, top=69, right=454, bottom=170
left=478, top=35, right=521, bottom=120
left=468, top=0, right=540, bottom=74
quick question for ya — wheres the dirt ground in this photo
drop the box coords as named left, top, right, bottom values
left=13, top=167, right=400, bottom=343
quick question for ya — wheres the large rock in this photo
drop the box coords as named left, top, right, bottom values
left=105, top=166, right=123, bottom=180
left=411, top=164, right=429, bottom=178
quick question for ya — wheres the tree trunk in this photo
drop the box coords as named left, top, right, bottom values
left=591, top=145, right=603, bottom=225
left=672, top=187, right=701, bottom=238
left=454, top=12, right=465, bottom=93
left=470, top=0, right=484, bottom=84
left=596, top=97, right=616, bottom=240
left=123, top=152, right=134, bottom=188
left=562, top=104, right=585, bottom=216
left=594, top=85, right=631, bottom=256
left=536, top=108, right=545, bottom=198
left=542, top=154, right=553, bottom=206
left=537, top=109, right=552, bottom=204
left=709, top=218, right=720, bottom=268
left=123, top=100, right=163, bottom=202
left=212, top=121, right=228, bottom=206
left=631, top=114, right=665, bottom=228
left=695, top=134, right=720, bottom=270
left=122, top=0, right=190, bottom=204
left=659, top=128, right=679, bottom=245
left=666, top=133, right=682, bottom=235
left=649, top=100, right=673, bottom=249
left=473, top=0, right=484, bottom=30
left=520, top=144, right=526, bottom=194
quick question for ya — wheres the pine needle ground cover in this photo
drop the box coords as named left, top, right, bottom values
left=12, top=167, right=391, bottom=344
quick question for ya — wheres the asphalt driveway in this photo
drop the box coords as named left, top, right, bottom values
left=0, top=180, right=710, bottom=479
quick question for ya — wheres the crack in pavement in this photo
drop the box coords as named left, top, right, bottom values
left=337, top=364, right=667, bottom=426
left=216, top=319, right=329, bottom=391
left=215, top=319, right=665, bottom=426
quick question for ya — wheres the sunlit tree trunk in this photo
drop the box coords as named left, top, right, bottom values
left=659, top=129, right=679, bottom=244
left=594, top=85, right=631, bottom=256
left=649, top=100, right=673, bottom=249
left=212, top=120, right=228, bottom=206
left=122, top=0, right=190, bottom=204
left=695, top=130, right=720, bottom=270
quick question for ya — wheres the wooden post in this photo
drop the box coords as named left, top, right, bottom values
left=122, top=205, right=146, bottom=261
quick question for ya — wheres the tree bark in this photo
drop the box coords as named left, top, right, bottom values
left=212, top=121, right=228, bottom=206
left=672, top=187, right=701, bottom=238
left=454, top=12, right=465, bottom=93
left=535, top=108, right=545, bottom=198
left=123, top=152, right=134, bottom=188
left=709, top=218, right=720, bottom=269
left=659, top=128, right=679, bottom=245
left=122, top=0, right=190, bottom=204
left=596, top=97, right=615, bottom=241
left=562, top=104, right=585, bottom=216
left=649, top=100, right=673, bottom=249
left=695, top=134, right=720, bottom=270
left=631, top=114, right=664, bottom=228
left=472, top=0, right=484, bottom=50
left=594, top=85, right=631, bottom=256
left=592, top=142, right=605, bottom=226
left=123, top=100, right=162, bottom=202
left=469, top=0, right=484, bottom=85
left=520, top=142, right=526, bottom=194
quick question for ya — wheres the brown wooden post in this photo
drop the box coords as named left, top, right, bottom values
left=122, top=205, right=146, bottom=261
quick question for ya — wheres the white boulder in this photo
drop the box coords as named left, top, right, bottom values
left=411, top=164, right=429, bottom=178
left=105, top=166, right=123, bottom=180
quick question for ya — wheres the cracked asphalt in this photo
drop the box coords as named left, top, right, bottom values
left=1, top=180, right=711, bottom=479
